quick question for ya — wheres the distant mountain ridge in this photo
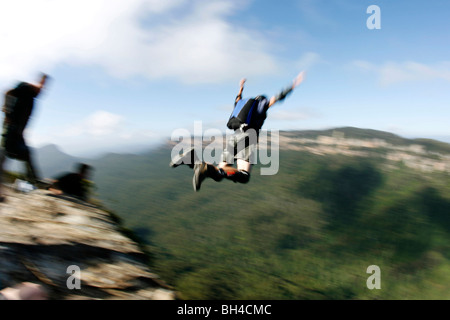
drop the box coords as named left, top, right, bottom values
left=3, top=144, right=80, bottom=179
left=14, top=127, right=449, bottom=179
left=35, top=144, right=82, bottom=178
left=283, top=127, right=450, bottom=153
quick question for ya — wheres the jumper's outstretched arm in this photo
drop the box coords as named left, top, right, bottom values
left=268, top=71, right=305, bottom=108
left=235, top=78, right=246, bottom=105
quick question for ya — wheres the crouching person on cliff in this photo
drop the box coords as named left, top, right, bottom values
left=49, top=163, right=93, bottom=201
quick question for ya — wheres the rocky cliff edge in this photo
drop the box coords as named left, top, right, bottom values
left=0, top=186, right=175, bottom=300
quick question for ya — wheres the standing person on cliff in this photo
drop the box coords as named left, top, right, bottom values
left=0, top=73, right=50, bottom=202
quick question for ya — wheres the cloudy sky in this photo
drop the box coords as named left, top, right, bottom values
left=1, top=0, right=449, bottom=156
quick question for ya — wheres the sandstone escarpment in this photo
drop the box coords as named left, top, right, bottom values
left=0, top=186, right=175, bottom=300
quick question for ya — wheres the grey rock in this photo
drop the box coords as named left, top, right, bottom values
left=0, top=187, right=175, bottom=300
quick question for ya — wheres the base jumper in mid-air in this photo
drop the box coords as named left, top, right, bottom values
left=171, top=71, right=305, bottom=192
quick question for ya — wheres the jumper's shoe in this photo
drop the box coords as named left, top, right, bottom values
left=170, top=147, right=199, bottom=169
left=193, top=162, right=208, bottom=192
left=13, top=179, right=36, bottom=193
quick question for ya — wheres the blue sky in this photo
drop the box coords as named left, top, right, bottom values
left=1, top=0, right=449, bottom=157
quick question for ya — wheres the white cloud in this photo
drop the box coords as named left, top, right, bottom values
left=0, top=0, right=279, bottom=84
left=353, top=60, right=450, bottom=85
left=28, top=110, right=162, bottom=156
left=72, top=110, right=124, bottom=137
